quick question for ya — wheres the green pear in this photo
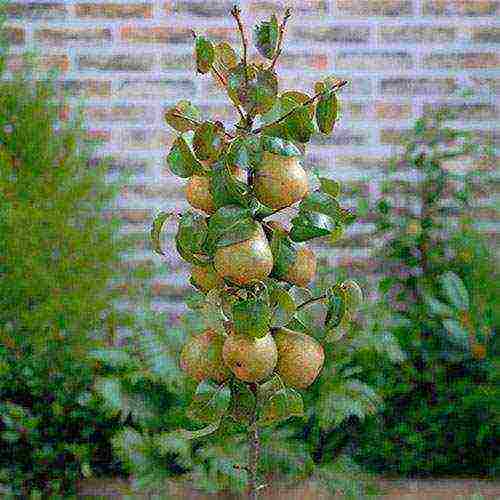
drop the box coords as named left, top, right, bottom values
left=284, top=244, right=317, bottom=287
left=273, top=328, right=324, bottom=389
left=223, top=331, right=277, bottom=383
left=191, top=264, right=224, bottom=292
left=180, top=329, right=230, bottom=383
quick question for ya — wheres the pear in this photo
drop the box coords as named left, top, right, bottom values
left=254, top=152, right=308, bottom=209
left=284, top=244, right=317, bottom=287
left=191, top=264, right=224, bottom=292
left=273, top=328, right=324, bottom=389
left=180, top=329, right=230, bottom=383
left=214, top=223, right=273, bottom=285
left=186, top=166, right=246, bottom=215
left=223, top=332, right=277, bottom=382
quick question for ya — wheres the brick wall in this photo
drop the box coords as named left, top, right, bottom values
left=4, top=0, right=499, bottom=317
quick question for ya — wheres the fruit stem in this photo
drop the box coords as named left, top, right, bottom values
left=248, top=382, right=260, bottom=500
left=269, top=8, right=292, bottom=71
left=251, top=80, right=349, bottom=135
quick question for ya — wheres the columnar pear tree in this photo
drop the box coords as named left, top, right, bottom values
left=151, top=7, right=363, bottom=498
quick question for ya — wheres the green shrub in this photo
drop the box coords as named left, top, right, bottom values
left=0, top=49, right=155, bottom=496
left=352, top=103, right=500, bottom=477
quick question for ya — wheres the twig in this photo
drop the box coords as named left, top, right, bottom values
left=269, top=8, right=292, bottom=71
left=231, top=5, right=249, bottom=88
left=252, top=79, right=349, bottom=135
left=170, top=113, right=235, bottom=140
left=211, top=63, right=228, bottom=87
left=296, top=294, right=327, bottom=311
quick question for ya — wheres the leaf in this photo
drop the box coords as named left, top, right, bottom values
left=442, top=319, right=470, bottom=349
left=170, top=421, right=221, bottom=441
left=210, top=161, right=248, bottom=209
left=164, top=100, right=201, bottom=132
left=187, top=380, right=231, bottom=424
left=281, top=91, right=314, bottom=118
left=289, top=211, right=336, bottom=242
left=342, top=280, right=363, bottom=311
left=258, top=388, right=304, bottom=426
left=195, top=36, right=215, bottom=74
left=185, top=291, right=208, bottom=310
left=270, top=228, right=297, bottom=278
left=301, top=191, right=343, bottom=220
left=232, top=297, right=271, bottom=338
left=211, top=41, right=238, bottom=84
left=167, top=133, right=204, bottom=178
left=150, top=211, right=174, bottom=256
left=261, top=135, right=302, bottom=157
left=439, top=271, right=469, bottom=311
left=225, top=137, right=250, bottom=170
left=229, top=380, right=256, bottom=424
left=227, top=63, right=253, bottom=107
left=248, top=68, right=278, bottom=114
left=270, top=287, right=296, bottom=328
left=325, top=285, right=348, bottom=330
left=316, top=93, right=339, bottom=134
left=176, top=211, right=208, bottom=255
left=281, top=105, right=314, bottom=143
left=253, top=14, right=279, bottom=59
left=423, top=294, right=455, bottom=317
left=193, top=121, right=226, bottom=161
left=319, top=177, right=341, bottom=198
left=94, top=377, right=124, bottom=417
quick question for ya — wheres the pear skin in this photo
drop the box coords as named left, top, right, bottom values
left=254, top=152, right=308, bottom=209
left=223, top=332, right=277, bottom=382
left=180, top=329, right=230, bottom=383
left=274, top=328, right=324, bottom=389
left=191, top=264, right=224, bottom=292
left=214, top=224, right=273, bottom=285
left=284, top=244, right=317, bottom=287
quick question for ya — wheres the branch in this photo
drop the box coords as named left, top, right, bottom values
left=252, top=79, right=349, bottom=135
left=296, top=294, right=327, bottom=311
left=231, top=5, right=249, bottom=87
left=211, top=63, right=228, bottom=87
left=269, top=8, right=292, bottom=71
left=170, top=113, right=235, bottom=140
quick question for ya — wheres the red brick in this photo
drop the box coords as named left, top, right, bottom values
left=375, top=102, right=412, bottom=120
left=336, top=0, right=413, bottom=16
left=379, top=26, right=456, bottom=43
left=472, top=27, right=500, bottom=43
left=85, top=129, right=112, bottom=143
left=4, top=27, right=25, bottom=45
left=35, top=28, right=112, bottom=44
left=423, top=0, right=498, bottom=15
left=423, top=52, right=499, bottom=70
left=279, top=53, right=329, bottom=71
left=7, top=54, right=70, bottom=73
left=75, top=3, right=152, bottom=18
left=104, top=209, right=152, bottom=224
left=5, top=2, right=67, bottom=18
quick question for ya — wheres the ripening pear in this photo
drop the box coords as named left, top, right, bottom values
left=223, top=331, right=278, bottom=382
left=186, top=166, right=246, bottom=215
left=254, top=152, right=308, bottom=209
left=191, top=264, right=224, bottom=292
left=180, top=329, right=230, bottom=383
left=273, top=328, right=324, bottom=389
left=283, top=244, right=317, bottom=287
left=214, top=223, right=273, bottom=285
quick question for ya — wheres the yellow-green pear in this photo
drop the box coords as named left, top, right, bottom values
left=284, top=244, right=317, bottom=287
left=191, top=264, right=224, bottom=292
left=214, top=224, right=273, bottom=286
left=274, top=328, right=324, bottom=389
left=254, top=152, right=308, bottom=209
left=180, top=329, right=230, bottom=383
left=223, top=331, right=277, bottom=383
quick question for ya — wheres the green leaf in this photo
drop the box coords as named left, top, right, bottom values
left=232, top=297, right=271, bottom=338
left=209, top=161, right=248, bottom=209
left=316, top=93, right=339, bottom=134
left=253, top=14, right=279, bottom=59
left=300, top=191, right=343, bottom=220
left=342, top=280, right=363, bottom=311
left=325, top=284, right=347, bottom=330
left=281, top=105, right=314, bottom=143
left=423, top=294, right=455, bottom=317
left=439, top=271, right=469, bottom=311
left=94, top=377, right=124, bottom=416
left=150, top=211, right=174, bottom=256
left=319, top=177, right=341, bottom=198
left=206, top=205, right=257, bottom=252
left=289, top=211, right=336, bottom=242
left=187, top=380, right=231, bottom=424
left=167, top=133, right=204, bottom=178
left=195, top=36, right=215, bottom=74
left=229, top=379, right=256, bottom=424
left=171, top=421, right=221, bottom=440
left=227, top=63, right=252, bottom=108
left=248, top=68, right=278, bottom=114
left=211, top=41, right=238, bottom=83
left=193, top=121, right=226, bottom=161
left=442, top=319, right=469, bottom=349
left=164, top=100, right=201, bottom=132
left=176, top=211, right=208, bottom=255
left=258, top=388, right=304, bottom=426
left=261, top=135, right=302, bottom=157
left=225, top=137, right=250, bottom=170
left=270, top=228, right=297, bottom=278
left=269, top=286, right=296, bottom=328
left=281, top=91, right=314, bottom=118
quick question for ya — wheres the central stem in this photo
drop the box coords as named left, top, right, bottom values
left=248, top=383, right=260, bottom=499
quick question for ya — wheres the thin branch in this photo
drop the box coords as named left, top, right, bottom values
left=296, top=294, right=327, bottom=311
left=170, top=113, right=235, bottom=140
left=269, top=8, right=292, bottom=71
left=231, top=5, right=249, bottom=88
left=211, top=63, right=228, bottom=87
left=252, top=79, right=349, bottom=135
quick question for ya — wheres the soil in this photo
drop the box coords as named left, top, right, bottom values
left=77, top=478, right=500, bottom=499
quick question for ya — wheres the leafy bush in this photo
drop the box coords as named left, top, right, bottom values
left=352, top=103, right=500, bottom=477
left=0, top=46, right=156, bottom=496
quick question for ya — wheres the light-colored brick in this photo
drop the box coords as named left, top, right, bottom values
left=472, top=27, right=500, bottom=43
left=57, top=80, right=112, bottom=98
left=379, top=26, right=456, bottom=43
left=5, top=3, right=67, bottom=19
left=375, top=103, right=412, bottom=120
left=76, top=3, right=153, bottom=19
left=423, top=52, right=499, bottom=70
left=422, top=0, right=498, bottom=16
left=121, top=27, right=191, bottom=44
left=84, top=105, right=152, bottom=122
left=35, top=28, right=112, bottom=44
left=336, top=0, right=413, bottom=16
left=7, top=54, right=70, bottom=73
left=78, top=54, right=155, bottom=72
left=336, top=51, right=413, bottom=71
left=250, top=0, right=329, bottom=15
left=115, top=79, right=196, bottom=99
left=380, top=78, right=457, bottom=95
left=292, top=26, right=370, bottom=43
left=4, top=27, right=25, bottom=45
left=169, top=0, right=235, bottom=17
